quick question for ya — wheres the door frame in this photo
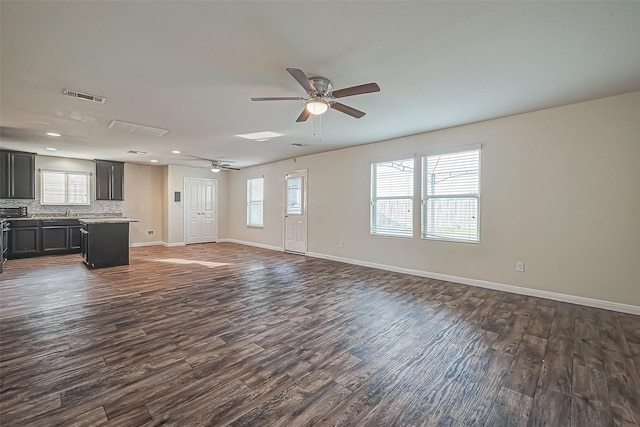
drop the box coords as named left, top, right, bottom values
left=283, top=169, right=308, bottom=254
left=183, top=177, right=218, bottom=244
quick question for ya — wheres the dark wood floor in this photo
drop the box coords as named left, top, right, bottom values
left=1, top=243, right=639, bottom=426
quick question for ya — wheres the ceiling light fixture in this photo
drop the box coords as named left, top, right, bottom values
left=211, top=165, right=221, bottom=173
left=150, top=159, right=158, bottom=163
left=171, top=150, right=181, bottom=154
left=46, top=132, right=61, bottom=137
left=305, top=97, right=329, bottom=115
left=45, top=147, right=57, bottom=151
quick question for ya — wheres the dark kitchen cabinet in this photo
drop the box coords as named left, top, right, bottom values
left=41, top=225, right=68, bottom=252
left=69, top=225, right=83, bottom=250
left=95, top=160, right=124, bottom=201
left=41, top=219, right=82, bottom=254
left=0, top=150, right=36, bottom=199
left=80, top=222, right=129, bottom=268
left=9, top=219, right=82, bottom=258
left=9, top=221, right=40, bottom=257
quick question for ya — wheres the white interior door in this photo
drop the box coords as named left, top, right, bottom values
left=185, top=178, right=202, bottom=244
left=184, top=178, right=217, bottom=244
left=284, top=170, right=307, bottom=254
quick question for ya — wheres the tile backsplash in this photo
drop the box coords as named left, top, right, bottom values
left=0, top=199, right=122, bottom=215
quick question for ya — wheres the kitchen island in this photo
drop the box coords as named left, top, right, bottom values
left=79, top=218, right=139, bottom=268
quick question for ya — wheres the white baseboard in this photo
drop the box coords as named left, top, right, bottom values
left=162, top=242, right=186, bottom=247
left=130, top=241, right=164, bottom=248
left=218, top=238, right=283, bottom=252
left=303, top=252, right=640, bottom=316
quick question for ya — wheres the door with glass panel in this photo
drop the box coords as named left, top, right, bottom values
left=284, top=170, right=307, bottom=254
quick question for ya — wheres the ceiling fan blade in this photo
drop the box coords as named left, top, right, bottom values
left=330, top=82, right=380, bottom=99
left=296, top=108, right=311, bottom=122
left=251, top=97, right=305, bottom=101
left=330, top=102, right=366, bottom=119
left=221, top=165, right=240, bottom=171
left=286, top=68, right=317, bottom=93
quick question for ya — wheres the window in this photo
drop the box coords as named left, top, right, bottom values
left=247, top=177, right=264, bottom=227
left=41, top=170, right=90, bottom=205
left=286, top=176, right=302, bottom=215
left=370, top=158, right=414, bottom=237
left=422, top=148, right=480, bottom=242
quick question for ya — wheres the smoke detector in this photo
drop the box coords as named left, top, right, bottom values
left=63, top=88, right=107, bottom=104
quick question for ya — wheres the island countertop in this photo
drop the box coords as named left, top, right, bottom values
left=79, top=218, right=140, bottom=225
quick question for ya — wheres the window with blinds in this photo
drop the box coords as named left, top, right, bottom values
left=422, top=148, right=480, bottom=242
left=41, top=170, right=90, bottom=205
left=370, top=158, right=414, bottom=237
left=247, top=177, right=264, bottom=227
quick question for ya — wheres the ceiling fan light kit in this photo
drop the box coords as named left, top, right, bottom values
left=306, top=97, right=329, bottom=115
left=251, top=68, right=380, bottom=122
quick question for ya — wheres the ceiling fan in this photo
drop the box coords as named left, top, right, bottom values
left=183, top=154, right=239, bottom=172
left=251, top=68, right=380, bottom=122
left=208, top=160, right=239, bottom=172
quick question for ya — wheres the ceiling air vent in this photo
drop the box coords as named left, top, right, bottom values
left=63, top=88, right=107, bottom=104
left=109, top=120, right=168, bottom=137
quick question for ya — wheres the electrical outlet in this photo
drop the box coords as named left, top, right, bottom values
left=147, top=230, right=154, bottom=236
left=516, top=261, right=525, bottom=272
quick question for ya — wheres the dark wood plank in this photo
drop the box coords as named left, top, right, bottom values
left=0, top=243, right=638, bottom=426
left=571, top=363, right=614, bottom=427
left=602, top=349, right=640, bottom=426
left=484, top=386, right=533, bottom=427
left=502, top=334, right=547, bottom=397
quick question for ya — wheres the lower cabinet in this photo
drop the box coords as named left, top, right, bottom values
left=9, top=219, right=83, bottom=259
left=81, top=222, right=129, bottom=268
left=10, top=224, right=40, bottom=257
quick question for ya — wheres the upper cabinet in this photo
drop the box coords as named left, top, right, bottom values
left=0, top=150, right=36, bottom=199
left=95, top=160, right=124, bottom=201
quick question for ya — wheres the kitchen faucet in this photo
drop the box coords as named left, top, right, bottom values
left=65, top=209, right=72, bottom=217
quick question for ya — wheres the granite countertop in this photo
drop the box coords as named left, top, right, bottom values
left=79, top=218, right=140, bottom=224
left=3, top=216, right=139, bottom=224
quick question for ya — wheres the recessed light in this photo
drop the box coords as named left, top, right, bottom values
left=45, top=147, right=57, bottom=151
left=171, top=150, right=181, bottom=154
left=46, top=132, right=61, bottom=137
left=150, top=159, right=159, bottom=163
left=236, top=131, right=283, bottom=140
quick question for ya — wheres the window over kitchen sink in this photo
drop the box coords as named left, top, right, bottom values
left=41, top=170, right=90, bottom=205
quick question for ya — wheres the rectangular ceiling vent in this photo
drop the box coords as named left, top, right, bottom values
left=63, top=88, right=107, bottom=104
left=109, top=120, right=168, bottom=137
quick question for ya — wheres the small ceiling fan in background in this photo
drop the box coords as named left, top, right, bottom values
left=183, top=154, right=239, bottom=172
left=251, top=68, right=380, bottom=122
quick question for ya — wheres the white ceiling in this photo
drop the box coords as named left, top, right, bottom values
left=2, top=1, right=640, bottom=169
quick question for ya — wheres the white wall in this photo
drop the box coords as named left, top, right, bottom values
left=225, top=91, right=640, bottom=307
left=122, top=163, right=163, bottom=244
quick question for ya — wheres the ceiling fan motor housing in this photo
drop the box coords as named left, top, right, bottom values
left=309, top=77, right=332, bottom=95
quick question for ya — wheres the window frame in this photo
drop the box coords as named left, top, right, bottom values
left=40, top=169, right=91, bottom=206
left=246, top=177, right=264, bottom=228
left=420, top=145, right=481, bottom=244
left=370, top=157, right=415, bottom=238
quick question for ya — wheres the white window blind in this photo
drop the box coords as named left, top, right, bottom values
left=422, top=149, right=480, bottom=242
left=41, top=170, right=90, bottom=205
left=370, top=158, right=414, bottom=237
left=247, top=177, right=264, bottom=227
